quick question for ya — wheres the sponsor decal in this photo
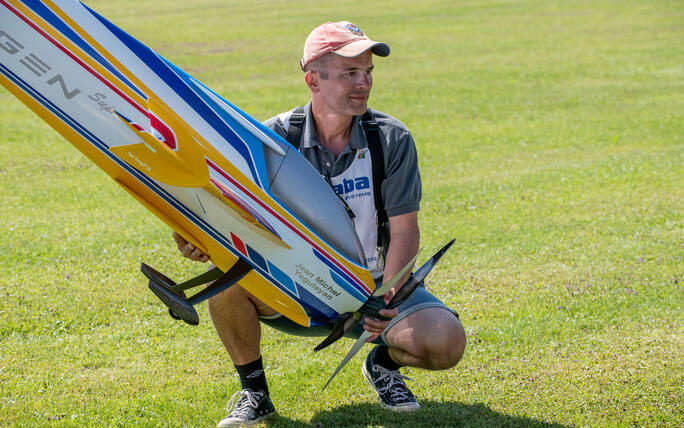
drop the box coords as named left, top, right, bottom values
left=229, top=232, right=343, bottom=303
left=88, top=92, right=116, bottom=112
left=340, top=22, right=364, bottom=37
left=295, top=263, right=341, bottom=301
left=332, top=176, right=370, bottom=195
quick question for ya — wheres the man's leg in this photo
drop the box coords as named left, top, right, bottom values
left=362, top=286, right=466, bottom=411
left=384, top=307, right=466, bottom=370
left=207, top=285, right=278, bottom=427
left=207, top=284, right=275, bottom=365
left=255, top=284, right=467, bottom=412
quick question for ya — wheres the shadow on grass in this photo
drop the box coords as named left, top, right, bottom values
left=267, top=401, right=571, bottom=427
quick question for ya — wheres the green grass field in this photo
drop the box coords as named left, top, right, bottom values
left=1, top=0, right=682, bottom=426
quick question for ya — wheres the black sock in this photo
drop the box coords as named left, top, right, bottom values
left=372, top=345, right=402, bottom=371
left=234, top=356, right=269, bottom=396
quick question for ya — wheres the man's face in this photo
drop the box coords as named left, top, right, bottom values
left=316, top=51, right=374, bottom=116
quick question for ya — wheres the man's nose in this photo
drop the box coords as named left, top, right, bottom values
left=357, top=72, right=372, bottom=90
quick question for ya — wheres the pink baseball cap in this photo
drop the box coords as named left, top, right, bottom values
left=300, top=21, right=390, bottom=70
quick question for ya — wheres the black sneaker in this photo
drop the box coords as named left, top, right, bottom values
left=216, top=388, right=276, bottom=427
left=362, top=349, right=421, bottom=412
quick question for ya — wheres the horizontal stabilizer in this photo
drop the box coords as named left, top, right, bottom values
left=111, top=98, right=210, bottom=187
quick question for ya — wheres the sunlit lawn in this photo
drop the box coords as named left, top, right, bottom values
left=0, top=0, right=681, bottom=426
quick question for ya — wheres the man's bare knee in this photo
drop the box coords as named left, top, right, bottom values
left=428, top=317, right=466, bottom=369
left=389, top=308, right=466, bottom=370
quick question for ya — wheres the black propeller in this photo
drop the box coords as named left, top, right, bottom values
left=315, top=239, right=455, bottom=352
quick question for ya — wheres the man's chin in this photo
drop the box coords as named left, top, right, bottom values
left=349, top=103, right=368, bottom=116
left=348, top=95, right=369, bottom=109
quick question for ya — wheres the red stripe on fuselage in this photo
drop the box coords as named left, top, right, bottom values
left=230, top=232, right=247, bottom=257
left=2, top=0, right=147, bottom=116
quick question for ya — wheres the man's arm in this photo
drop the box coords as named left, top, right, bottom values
left=363, top=211, right=420, bottom=339
left=381, top=211, right=420, bottom=301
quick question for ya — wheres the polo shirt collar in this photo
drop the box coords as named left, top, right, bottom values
left=299, top=101, right=368, bottom=152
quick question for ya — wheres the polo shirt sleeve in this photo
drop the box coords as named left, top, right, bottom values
left=380, top=127, right=422, bottom=217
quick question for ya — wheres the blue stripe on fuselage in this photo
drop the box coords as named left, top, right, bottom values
left=21, top=0, right=146, bottom=99
left=296, top=282, right=339, bottom=322
left=82, top=3, right=264, bottom=188
left=313, top=248, right=370, bottom=302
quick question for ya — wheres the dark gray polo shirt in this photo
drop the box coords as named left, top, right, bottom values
left=263, top=101, right=421, bottom=218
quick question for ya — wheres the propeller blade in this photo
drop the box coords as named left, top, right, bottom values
left=316, top=250, right=422, bottom=352
left=372, top=250, right=421, bottom=297
left=314, top=312, right=358, bottom=352
left=321, top=330, right=373, bottom=391
left=414, top=239, right=455, bottom=283
left=320, top=239, right=455, bottom=391
left=387, top=239, right=455, bottom=308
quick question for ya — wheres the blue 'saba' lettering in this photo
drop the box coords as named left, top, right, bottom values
left=333, top=177, right=370, bottom=195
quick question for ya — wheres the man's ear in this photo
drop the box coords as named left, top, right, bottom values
left=305, top=71, right=319, bottom=93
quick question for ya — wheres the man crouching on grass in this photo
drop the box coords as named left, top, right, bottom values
left=174, top=21, right=466, bottom=427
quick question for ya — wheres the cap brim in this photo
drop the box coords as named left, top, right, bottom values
left=333, top=39, right=390, bottom=58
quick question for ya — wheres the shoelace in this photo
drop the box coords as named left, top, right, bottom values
left=372, top=364, right=414, bottom=402
left=225, top=389, right=263, bottom=417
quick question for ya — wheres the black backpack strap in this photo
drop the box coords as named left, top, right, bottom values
left=287, top=107, right=387, bottom=250
left=288, top=106, right=355, bottom=221
left=286, top=106, right=306, bottom=149
left=361, top=110, right=387, bottom=248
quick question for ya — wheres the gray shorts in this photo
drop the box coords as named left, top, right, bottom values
left=259, top=283, right=458, bottom=346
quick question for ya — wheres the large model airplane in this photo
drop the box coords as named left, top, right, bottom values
left=0, top=0, right=453, bottom=388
